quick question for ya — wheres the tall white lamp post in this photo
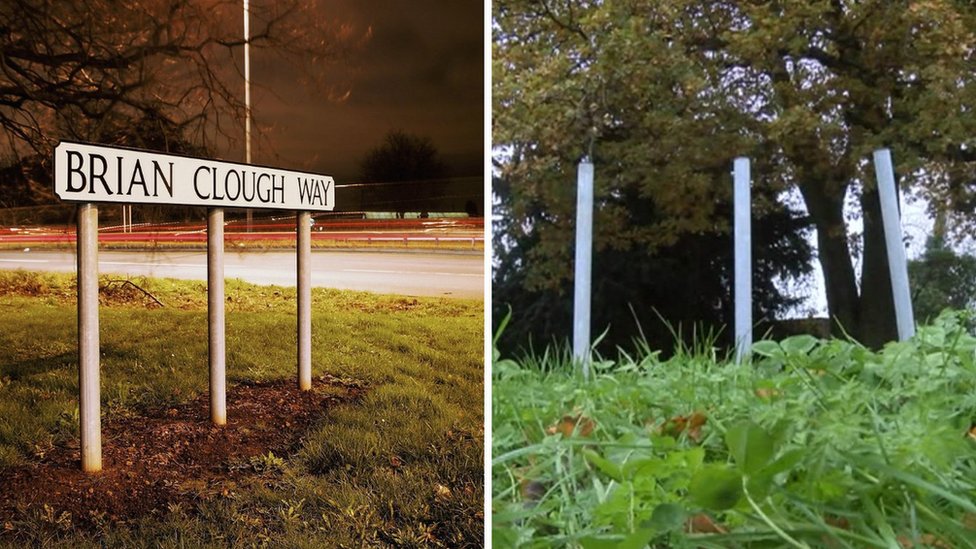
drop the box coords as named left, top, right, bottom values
left=244, top=0, right=253, bottom=230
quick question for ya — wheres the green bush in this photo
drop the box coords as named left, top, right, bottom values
left=909, top=239, right=976, bottom=325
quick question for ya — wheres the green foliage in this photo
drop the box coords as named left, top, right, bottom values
left=724, top=422, right=774, bottom=477
left=492, top=178, right=814, bottom=356
left=493, top=309, right=976, bottom=547
left=248, top=451, right=286, bottom=474
left=493, top=0, right=976, bottom=347
left=909, top=237, right=976, bottom=323
left=688, top=466, right=742, bottom=512
left=492, top=0, right=817, bottom=355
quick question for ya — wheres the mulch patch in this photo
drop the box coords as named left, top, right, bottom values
left=0, top=375, right=367, bottom=532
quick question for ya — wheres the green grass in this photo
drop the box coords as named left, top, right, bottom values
left=493, top=311, right=976, bottom=548
left=0, top=270, right=484, bottom=547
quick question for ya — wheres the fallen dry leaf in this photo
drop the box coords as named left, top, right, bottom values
left=685, top=513, right=726, bottom=534
left=657, top=411, right=707, bottom=442
left=547, top=414, right=596, bottom=438
left=824, top=515, right=850, bottom=530
left=434, top=484, right=452, bottom=500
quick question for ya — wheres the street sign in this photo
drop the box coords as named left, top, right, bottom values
left=53, top=140, right=333, bottom=473
left=54, top=141, right=334, bottom=211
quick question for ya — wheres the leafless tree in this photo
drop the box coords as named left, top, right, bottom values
left=360, top=131, right=446, bottom=184
left=0, top=0, right=366, bottom=159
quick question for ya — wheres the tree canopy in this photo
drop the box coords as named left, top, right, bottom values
left=493, top=171, right=814, bottom=355
left=909, top=235, right=976, bottom=323
left=493, top=0, right=976, bottom=349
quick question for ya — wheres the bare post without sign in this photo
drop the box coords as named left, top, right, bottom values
left=53, top=141, right=335, bottom=473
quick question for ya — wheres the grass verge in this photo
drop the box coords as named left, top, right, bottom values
left=493, top=311, right=976, bottom=548
left=0, top=269, right=483, bottom=547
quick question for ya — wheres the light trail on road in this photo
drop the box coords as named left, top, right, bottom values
left=0, top=250, right=483, bottom=299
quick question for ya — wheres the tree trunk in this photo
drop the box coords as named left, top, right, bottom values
left=797, top=181, right=861, bottom=339
left=858, top=184, right=899, bottom=348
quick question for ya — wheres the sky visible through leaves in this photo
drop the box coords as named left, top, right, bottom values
left=783, top=187, right=931, bottom=317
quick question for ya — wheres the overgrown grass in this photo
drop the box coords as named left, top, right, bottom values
left=0, top=269, right=483, bottom=547
left=493, top=311, right=976, bottom=548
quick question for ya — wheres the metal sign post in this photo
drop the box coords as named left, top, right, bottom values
left=873, top=148, right=915, bottom=341
left=573, top=159, right=594, bottom=379
left=297, top=211, right=312, bottom=390
left=208, top=208, right=226, bottom=425
left=77, top=203, right=101, bottom=473
left=734, top=157, right=752, bottom=363
left=53, top=141, right=335, bottom=472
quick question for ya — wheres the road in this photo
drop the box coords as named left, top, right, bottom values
left=0, top=218, right=484, bottom=245
left=0, top=250, right=484, bottom=299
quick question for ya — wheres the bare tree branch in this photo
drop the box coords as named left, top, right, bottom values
left=0, top=0, right=365, bottom=158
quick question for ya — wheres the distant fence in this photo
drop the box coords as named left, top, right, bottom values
left=336, top=176, right=484, bottom=216
left=0, top=216, right=484, bottom=249
left=0, top=176, right=484, bottom=227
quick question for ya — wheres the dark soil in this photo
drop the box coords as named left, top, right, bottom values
left=0, top=375, right=366, bottom=531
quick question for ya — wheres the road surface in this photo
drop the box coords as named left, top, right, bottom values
left=0, top=250, right=483, bottom=299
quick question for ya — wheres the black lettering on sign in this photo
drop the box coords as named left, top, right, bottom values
left=66, top=150, right=86, bottom=192
left=127, top=159, right=149, bottom=196
left=57, top=143, right=333, bottom=210
left=272, top=175, right=285, bottom=204
left=115, top=156, right=124, bottom=195
left=242, top=171, right=256, bottom=202
left=153, top=161, right=174, bottom=197
left=256, top=173, right=270, bottom=203
left=89, top=153, right=112, bottom=195
left=193, top=166, right=211, bottom=199
left=298, top=177, right=331, bottom=206
left=224, top=170, right=239, bottom=200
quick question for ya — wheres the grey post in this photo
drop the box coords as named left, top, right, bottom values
left=297, top=211, right=312, bottom=390
left=872, top=148, right=915, bottom=341
left=573, top=159, right=594, bottom=379
left=78, top=203, right=101, bottom=473
left=244, top=0, right=253, bottom=232
left=734, top=157, right=752, bottom=363
left=208, top=208, right=227, bottom=425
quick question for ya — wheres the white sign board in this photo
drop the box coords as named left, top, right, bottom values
left=54, top=141, right=335, bottom=211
